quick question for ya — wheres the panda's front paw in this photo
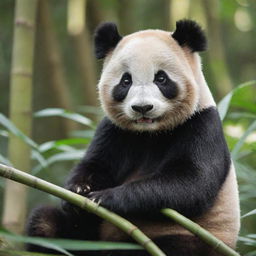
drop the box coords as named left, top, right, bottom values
left=67, top=183, right=91, bottom=196
left=62, top=183, right=91, bottom=215
left=87, top=189, right=115, bottom=209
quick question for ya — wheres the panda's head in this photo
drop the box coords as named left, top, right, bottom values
left=95, top=20, right=215, bottom=132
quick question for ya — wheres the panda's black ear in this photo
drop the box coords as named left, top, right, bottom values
left=94, top=22, right=122, bottom=59
left=172, top=20, right=207, bottom=52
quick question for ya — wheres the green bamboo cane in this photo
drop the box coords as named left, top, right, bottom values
left=0, top=164, right=165, bottom=256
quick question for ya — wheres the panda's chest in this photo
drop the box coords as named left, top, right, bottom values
left=114, top=132, right=174, bottom=183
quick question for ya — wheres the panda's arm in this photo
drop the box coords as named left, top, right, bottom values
left=63, top=118, right=118, bottom=195
left=88, top=153, right=230, bottom=218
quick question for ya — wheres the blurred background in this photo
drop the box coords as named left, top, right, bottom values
left=0, top=0, right=255, bottom=255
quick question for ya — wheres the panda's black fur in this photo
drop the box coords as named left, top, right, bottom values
left=26, top=20, right=235, bottom=256
left=172, top=19, right=207, bottom=52
left=94, top=22, right=122, bottom=59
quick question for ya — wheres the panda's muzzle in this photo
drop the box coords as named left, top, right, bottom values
left=131, top=104, right=153, bottom=114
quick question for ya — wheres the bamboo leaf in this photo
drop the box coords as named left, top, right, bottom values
left=238, top=236, right=256, bottom=247
left=0, top=114, right=38, bottom=149
left=245, top=250, right=256, bottom=256
left=38, top=141, right=76, bottom=153
left=0, top=114, right=48, bottom=169
left=38, top=138, right=90, bottom=153
left=70, top=130, right=95, bottom=138
left=32, top=150, right=85, bottom=175
left=38, top=141, right=56, bottom=152
left=45, top=150, right=85, bottom=165
left=0, top=231, right=141, bottom=251
left=32, top=150, right=48, bottom=168
left=0, top=129, right=8, bottom=137
left=0, top=155, right=12, bottom=166
left=0, top=231, right=73, bottom=256
left=218, top=80, right=256, bottom=120
left=0, top=249, right=62, bottom=256
left=231, top=121, right=256, bottom=159
left=35, top=108, right=94, bottom=127
left=228, top=112, right=256, bottom=120
left=54, top=138, right=91, bottom=146
left=78, top=105, right=103, bottom=115
left=218, top=92, right=233, bottom=121
left=242, top=209, right=256, bottom=219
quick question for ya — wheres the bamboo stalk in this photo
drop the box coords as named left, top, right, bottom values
left=161, top=209, right=240, bottom=256
left=0, top=164, right=165, bottom=256
left=67, top=0, right=86, bottom=36
left=67, top=0, right=98, bottom=110
left=2, top=0, right=38, bottom=234
left=38, top=0, right=76, bottom=134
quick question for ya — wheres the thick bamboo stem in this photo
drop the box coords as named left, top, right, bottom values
left=0, top=164, right=165, bottom=256
left=2, top=0, right=38, bottom=234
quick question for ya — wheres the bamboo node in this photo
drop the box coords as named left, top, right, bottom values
left=3, top=169, right=12, bottom=179
left=128, top=226, right=139, bottom=236
left=213, top=240, right=222, bottom=250
left=15, top=18, right=34, bottom=29
left=33, top=178, right=38, bottom=188
left=142, top=238, right=153, bottom=247
left=12, top=68, right=32, bottom=77
left=81, top=198, right=93, bottom=211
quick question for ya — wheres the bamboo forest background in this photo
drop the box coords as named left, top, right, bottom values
left=0, top=0, right=256, bottom=255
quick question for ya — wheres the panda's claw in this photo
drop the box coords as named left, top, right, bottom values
left=76, top=186, right=82, bottom=194
left=96, top=199, right=102, bottom=206
left=84, top=185, right=91, bottom=193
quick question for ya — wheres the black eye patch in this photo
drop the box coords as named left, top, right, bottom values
left=112, top=73, right=132, bottom=102
left=154, top=70, right=178, bottom=99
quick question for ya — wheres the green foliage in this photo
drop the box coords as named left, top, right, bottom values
left=0, top=229, right=141, bottom=255
left=218, top=81, right=256, bottom=254
left=35, top=108, right=95, bottom=128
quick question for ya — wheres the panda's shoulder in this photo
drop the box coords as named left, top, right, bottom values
left=93, top=117, right=124, bottom=141
left=96, top=117, right=119, bottom=133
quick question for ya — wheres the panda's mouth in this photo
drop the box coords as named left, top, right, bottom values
left=135, top=117, right=154, bottom=124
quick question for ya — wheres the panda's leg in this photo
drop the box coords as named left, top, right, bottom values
left=99, top=235, right=221, bottom=256
left=26, top=205, right=101, bottom=254
left=26, top=205, right=67, bottom=253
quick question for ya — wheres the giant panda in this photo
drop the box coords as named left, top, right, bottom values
left=26, top=20, right=240, bottom=256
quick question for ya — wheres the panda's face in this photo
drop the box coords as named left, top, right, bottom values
left=98, top=30, right=200, bottom=132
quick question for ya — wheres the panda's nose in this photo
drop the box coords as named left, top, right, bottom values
left=132, top=104, right=153, bottom=114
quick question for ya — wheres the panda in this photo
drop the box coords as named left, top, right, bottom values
left=26, top=20, right=240, bottom=256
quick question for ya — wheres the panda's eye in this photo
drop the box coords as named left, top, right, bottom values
left=121, top=73, right=132, bottom=87
left=154, top=71, right=167, bottom=85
